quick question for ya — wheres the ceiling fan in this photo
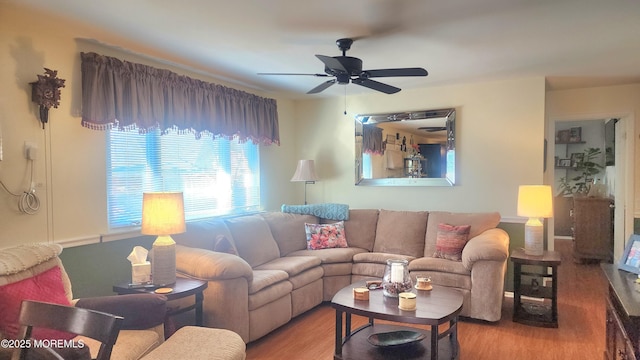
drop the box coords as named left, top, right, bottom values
left=258, top=38, right=428, bottom=94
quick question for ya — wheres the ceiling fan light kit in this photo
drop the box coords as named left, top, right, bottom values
left=259, top=38, right=428, bottom=94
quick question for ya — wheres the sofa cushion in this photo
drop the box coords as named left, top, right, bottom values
left=424, top=212, right=501, bottom=257
left=352, top=252, right=417, bottom=279
left=140, top=326, right=245, bottom=360
left=288, top=247, right=368, bottom=264
left=288, top=267, right=324, bottom=290
left=325, top=209, right=378, bottom=251
left=254, top=256, right=321, bottom=277
left=320, top=262, right=353, bottom=277
left=373, top=209, right=429, bottom=257
left=248, top=279, right=292, bottom=311
left=353, top=252, right=416, bottom=264
left=225, top=215, right=281, bottom=267
left=305, top=222, right=348, bottom=250
left=80, top=329, right=162, bottom=360
left=173, top=218, right=234, bottom=252
left=261, top=212, right=317, bottom=256
left=409, top=257, right=471, bottom=276
left=249, top=270, right=289, bottom=294
left=433, top=223, right=471, bottom=261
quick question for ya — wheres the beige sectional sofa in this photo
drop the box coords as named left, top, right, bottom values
left=172, top=209, right=509, bottom=343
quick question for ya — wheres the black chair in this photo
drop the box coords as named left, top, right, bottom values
left=11, top=300, right=124, bottom=360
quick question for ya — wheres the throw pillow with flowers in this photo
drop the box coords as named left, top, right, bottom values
left=304, top=221, right=348, bottom=250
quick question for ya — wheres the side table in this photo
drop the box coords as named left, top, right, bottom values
left=510, top=248, right=561, bottom=328
left=113, top=277, right=207, bottom=326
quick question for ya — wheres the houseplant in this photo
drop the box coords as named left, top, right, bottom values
left=559, top=147, right=603, bottom=195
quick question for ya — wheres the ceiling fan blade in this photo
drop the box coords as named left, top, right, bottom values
left=257, top=72, right=330, bottom=77
left=364, top=68, right=428, bottom=78
left=307, top=79, right=337, bottom=94
left=419, top=126, right=447, bottom=132
left=352, top=78, right=401, bottom=94
left=315, top=55, right=348, bottom=73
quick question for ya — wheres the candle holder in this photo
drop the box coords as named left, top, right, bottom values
left=382, top=259, right=412, bottom=297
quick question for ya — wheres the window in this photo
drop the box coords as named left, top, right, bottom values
left=107, top=129, right=260, bottom=228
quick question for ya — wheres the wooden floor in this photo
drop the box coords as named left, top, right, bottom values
left=246, top=239, right=608, bottom=359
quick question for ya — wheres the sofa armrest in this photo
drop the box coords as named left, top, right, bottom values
left=461, top=228, right=509, bottom=271
left=176, top=245, right=253, bottom=282
left=75, top=294, right=167, bottom=330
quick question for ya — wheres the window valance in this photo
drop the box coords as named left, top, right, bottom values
left=80, top=52, right=279, bottom=145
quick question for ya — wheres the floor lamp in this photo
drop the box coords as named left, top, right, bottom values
left=141, top=192, right=186, bottom=286
left=517, top=185, right=553, bottom=256
left=291, top=160, right=319, bottom=205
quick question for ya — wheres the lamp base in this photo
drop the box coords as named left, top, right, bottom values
left=524, top=218, right=544, bottom=256
left=151, top=235, right=176, bottom=286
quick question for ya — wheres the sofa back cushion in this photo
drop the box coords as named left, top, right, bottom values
left=225, top=215, right=281, bottom=267
left=172, top=218, right=235, bottom=251
left=373, top=210, right=429, bottom=257
left=262, top=212, right=317, bottom=256
left=424, top=211, right=501, bottom=257
left=324, top=209, right=379, bottom=251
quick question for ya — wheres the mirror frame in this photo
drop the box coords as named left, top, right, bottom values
left=354, top=108, right=456, bottom=186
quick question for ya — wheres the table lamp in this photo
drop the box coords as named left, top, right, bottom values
left=290, top=160, right=319, bottom=205
left=517, top=185, right=553, bottom=256
left=141, top=192, right=186, bottom=286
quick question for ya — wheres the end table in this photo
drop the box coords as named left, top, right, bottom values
left=113, top=277, right=207, bottom=326
left=510, top=248, right=561, bottom=328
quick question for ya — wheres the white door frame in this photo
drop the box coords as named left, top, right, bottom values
left=547, top=112, right=635, bottom=260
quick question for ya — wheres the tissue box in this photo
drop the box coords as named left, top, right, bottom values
left=132, top=261, right=151, bottom=285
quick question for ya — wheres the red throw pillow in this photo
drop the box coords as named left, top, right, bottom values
left=0, top=266, right=75, bottom=340
left=433, top=223, right=471, bottom=261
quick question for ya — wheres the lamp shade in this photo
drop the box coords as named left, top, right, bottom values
left=290, top=160, right=319, bottom=182
left=141, top=192, right=186, bottom=236
left=517, top=185, right=553, bottom=218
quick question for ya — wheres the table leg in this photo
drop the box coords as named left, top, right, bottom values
left=430, top=324, right=438, bottom=360
left=513, top=262, right=522, bottom=319
left=334, top=310, right=343, bottom=357
left=195, top=291, right=204, bottom=326
left=450, top=317, right=458, bottom=359
left=551, top=265, right=558, bottom=325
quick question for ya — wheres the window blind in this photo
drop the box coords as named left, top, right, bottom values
left=107, top=129, right=260, bottom=228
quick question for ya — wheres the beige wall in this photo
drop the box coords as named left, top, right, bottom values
left=0, top=3, right=296, bottom=247
left=295, top=77, right=547, bottom=215
left=10, top=2, right=632, bottom=251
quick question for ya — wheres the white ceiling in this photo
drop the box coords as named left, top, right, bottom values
left=10, top=0, right=640, bottom=98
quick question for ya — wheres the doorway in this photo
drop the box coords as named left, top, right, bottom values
left=551, top=116, right=633, bottom=262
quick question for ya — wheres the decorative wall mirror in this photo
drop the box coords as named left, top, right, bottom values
left=355, top=108, right=456, bottom=186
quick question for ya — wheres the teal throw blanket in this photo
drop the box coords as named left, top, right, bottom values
left=281, top=203, right=349, bottom=221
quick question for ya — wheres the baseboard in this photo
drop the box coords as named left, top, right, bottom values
left=504, top=291, right=545, bottom=303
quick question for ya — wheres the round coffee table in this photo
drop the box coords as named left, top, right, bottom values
left=331, top=281, right=462, bottom=360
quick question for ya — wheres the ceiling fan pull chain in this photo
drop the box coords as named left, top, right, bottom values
left=344, top=86, right=347, bottom=115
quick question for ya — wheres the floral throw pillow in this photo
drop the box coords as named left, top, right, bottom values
left=433, top=223, right=471, bottom=261
left=305, top=221, right=348, bottom=250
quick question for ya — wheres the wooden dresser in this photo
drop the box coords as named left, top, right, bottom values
left=573, top=197, right=614, bottom=262
left=602, top=264, right=640, bottom=360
